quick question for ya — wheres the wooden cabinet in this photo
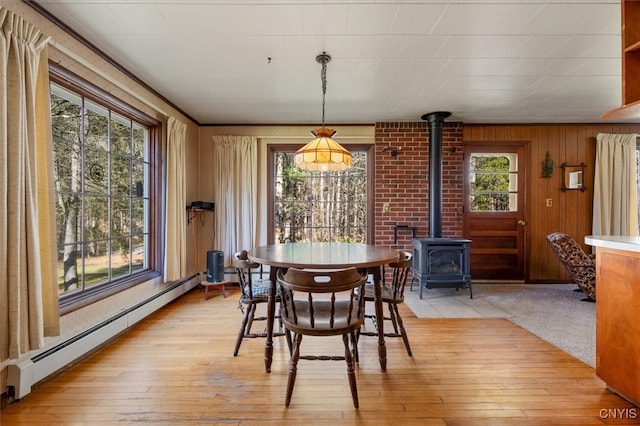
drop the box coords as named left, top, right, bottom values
left=602, top=0, right=640, bottom=120
left=586, top=235, right=640, bottom=407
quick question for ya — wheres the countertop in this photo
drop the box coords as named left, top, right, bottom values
left=585, top=235, right=640, bottom=252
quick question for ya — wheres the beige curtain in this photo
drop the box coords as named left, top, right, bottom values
left=212, top=136, right=258, bottom=265
left=1, top=7, right=60, bottom=362
left=593, top=133, right=639, bottom=236
left=164, top=117, right=187, bottom=281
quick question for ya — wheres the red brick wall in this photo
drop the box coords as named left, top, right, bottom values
left=374, top=121, right=465, bottom=251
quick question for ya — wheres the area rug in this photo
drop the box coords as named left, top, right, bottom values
left=403, top=283, right=596, bottom=367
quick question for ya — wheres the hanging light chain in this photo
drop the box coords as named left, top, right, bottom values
left=317, top=52, right=331, bottom=129
left=293, top=51, right=351, bottom=171
left=321, top=59, right=327, bottom=127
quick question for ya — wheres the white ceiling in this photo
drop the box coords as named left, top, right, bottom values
left=32, top=0, right=631, bottom=125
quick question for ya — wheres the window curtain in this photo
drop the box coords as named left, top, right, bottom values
left=1, top=7, right=60, bottom=362
left=593, top=133, right=639, bottom=236
left=211, top=136, right=258, bottom=265
left=164, top=117, right=187, bottom=281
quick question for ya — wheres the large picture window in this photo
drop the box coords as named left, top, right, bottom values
left=269, top=146, right=371, bottom=244
left=50, top=67, right=160, bottom=308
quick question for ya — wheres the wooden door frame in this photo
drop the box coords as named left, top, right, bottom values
left=463, top=140, right=531, bottom=282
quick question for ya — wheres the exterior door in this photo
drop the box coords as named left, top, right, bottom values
left=463, top=142, right=528, bottom=280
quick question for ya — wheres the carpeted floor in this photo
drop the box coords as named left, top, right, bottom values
left=403, top=282, right=596, bottom=367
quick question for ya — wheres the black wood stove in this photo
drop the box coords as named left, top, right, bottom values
left=412, top=237, right=472, bottom=299
left=412, top=111, right=472, bottom=299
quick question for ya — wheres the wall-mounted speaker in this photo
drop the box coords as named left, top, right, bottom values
left=206, top=250, right=224, bottom=282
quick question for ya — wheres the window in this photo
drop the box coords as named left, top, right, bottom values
left=269, top=146, right=371, bottom=243
left=50, top=66, right=160, bottom=308
left=469, top=153, right=518, bottom=211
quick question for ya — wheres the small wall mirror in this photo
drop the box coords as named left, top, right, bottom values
left=561, top=163, right=586, bottom=191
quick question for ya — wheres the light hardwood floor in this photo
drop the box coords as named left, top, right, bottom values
left=1, top=285, right=637, bottom=425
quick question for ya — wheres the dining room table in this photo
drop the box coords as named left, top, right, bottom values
left=248, top=242, right=400, bottom=373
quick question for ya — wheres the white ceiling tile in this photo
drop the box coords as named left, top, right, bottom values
left=361, top=36, right=408, bottom=58
left=507, top=58, right=560, bottom=76
left=105, top=4, right=171, bottom=36
left=283, top=36, right=365, bottom=59
left=516, top=3, right=594, bottom=35
left=432, top=3, right=545, bottom=35
left=438, top=35, right=529, bottom=58
left=406, top=58, right=450, bottom=78
left=559, top=3, right=620, bottom=35
left=346, top=3, right=399, bottom=35
left=442, top=75, right=540, bottom=91
left=398, top=35, right=449, bottom=57
left=49, top=3, right=133, bottom=36
left=440, top=58, right=524, bottom=76
left=569, top=58, right=620, bottom=76
left=373, top=57, right=421, bottom=77
left=388, top=4, right=448, bottom=35
left=157, top=4, right=264, bottom=35
left=545, top=35, right=620, bottom=58
left=257, top=5, right=306, bottom=35
left=37, top=0, right=633, bottom=124
left=301, top=4, right=350, bottom=35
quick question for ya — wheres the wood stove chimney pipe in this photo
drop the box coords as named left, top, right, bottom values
left=421, top=111, right=451, bottom=238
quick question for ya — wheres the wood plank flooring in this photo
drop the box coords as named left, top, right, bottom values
left=1, top=286, right=637, bottom=425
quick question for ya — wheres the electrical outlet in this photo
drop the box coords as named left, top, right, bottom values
left=546, top=198, right=552, bottom=207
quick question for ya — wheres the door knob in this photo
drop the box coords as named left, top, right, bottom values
left=518, top=220, right=526, bottom=226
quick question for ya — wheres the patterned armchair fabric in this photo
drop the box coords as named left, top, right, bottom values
left=546, top=232, right=596, bottom=301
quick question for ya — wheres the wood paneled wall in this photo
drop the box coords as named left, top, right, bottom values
left=464, top=124, right=640, bottom=282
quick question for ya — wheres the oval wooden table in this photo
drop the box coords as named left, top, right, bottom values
left=248, top=242, right=399, bottom=373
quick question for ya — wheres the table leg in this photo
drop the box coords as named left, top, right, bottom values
left=371, top=266, right=387, bottom=372
left=264, top=267, right=278, bottom=373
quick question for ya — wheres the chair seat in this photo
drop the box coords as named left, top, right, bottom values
left=282, top=300, right=363, bottom=335
left=240, top=278, right=274, bottom=302
left=361, top=283, right=404, bottom=304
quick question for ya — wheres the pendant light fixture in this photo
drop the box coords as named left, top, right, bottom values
left=294, top=52, right=352, bottom=172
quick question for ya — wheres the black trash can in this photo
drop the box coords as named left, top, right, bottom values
left=206, top=250, right=224, bottom=282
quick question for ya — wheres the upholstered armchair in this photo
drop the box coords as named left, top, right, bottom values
left=546, top=232, right=596, bottom=301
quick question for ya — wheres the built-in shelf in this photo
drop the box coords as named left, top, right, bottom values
left=602, top=0, right=640, bottom=120
left=601, top=101, right=640, bottom=121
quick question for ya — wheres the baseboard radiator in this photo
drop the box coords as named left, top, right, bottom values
left=7, top=273, right=200, bottom=400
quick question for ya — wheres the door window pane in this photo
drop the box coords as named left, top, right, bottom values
left=469, top=153, right=518, bottom=211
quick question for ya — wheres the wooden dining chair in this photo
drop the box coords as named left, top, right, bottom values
left=276, top=267, right=368, bottom=408
left=232, top=250, right=288, bottom=356
left=358, top=250, right=413, bottom=356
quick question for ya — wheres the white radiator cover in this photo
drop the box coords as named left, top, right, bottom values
left=7, top=275, right=199, bottom=399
